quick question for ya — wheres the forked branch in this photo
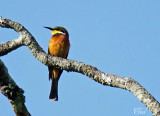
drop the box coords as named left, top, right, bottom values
left=0, top=17, right=160, bottom=116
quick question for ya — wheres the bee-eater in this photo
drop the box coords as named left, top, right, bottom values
left=45, top=26, right=70, bottom=101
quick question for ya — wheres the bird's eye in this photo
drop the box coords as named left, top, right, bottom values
left=57, top=29, right=60, bottom=31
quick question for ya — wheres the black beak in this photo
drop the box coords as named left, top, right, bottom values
left=44, top=26, right=54, bottom=30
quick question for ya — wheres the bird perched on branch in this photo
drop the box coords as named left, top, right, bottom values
left=45, top=26, right=70, bottom=101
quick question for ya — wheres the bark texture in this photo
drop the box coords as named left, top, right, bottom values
left=0, top=17, right=160, bottom=116
left=0, top=59, right=31, bottom=116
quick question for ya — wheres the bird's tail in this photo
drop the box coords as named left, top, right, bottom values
left=49, top=79, right=58, bottom=101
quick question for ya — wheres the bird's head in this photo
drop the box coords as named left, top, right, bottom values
left=44, top=26, right=69, bottom=36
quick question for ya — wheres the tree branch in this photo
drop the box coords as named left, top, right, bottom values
left=0, top=59, right=31, bottom=116
left=0, top=17, right=160, bottom=116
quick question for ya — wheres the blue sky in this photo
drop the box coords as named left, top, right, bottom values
left=0, top=0, right=160, bottom=115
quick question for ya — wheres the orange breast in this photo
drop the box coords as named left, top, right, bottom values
left=48, top=34, right=70, bottom=58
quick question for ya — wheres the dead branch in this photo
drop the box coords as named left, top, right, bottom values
left=0, top=17, right=160, bottom=116
left=0, top=59, right=31, bottom=116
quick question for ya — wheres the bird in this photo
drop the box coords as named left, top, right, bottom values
left=45, top=26, right=70, bottom=101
